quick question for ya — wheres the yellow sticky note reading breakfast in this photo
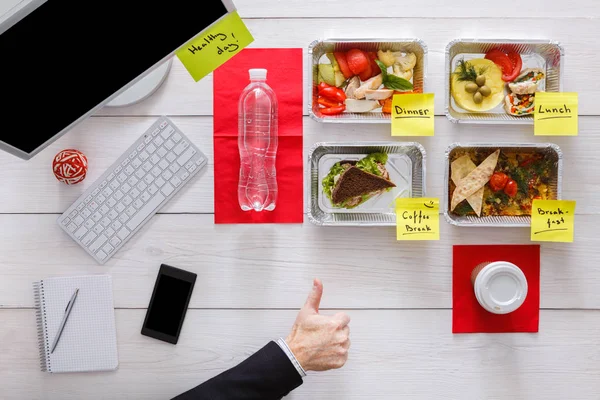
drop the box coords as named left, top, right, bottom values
left=176, top=11, right=254, bottom=82
left=396, top=198, right=440, bottom=240
left=531, top=200, right=576, bottom=242
left=391, top=93, right=434, bottom=136
left=534, top=92, right=578, bottom=136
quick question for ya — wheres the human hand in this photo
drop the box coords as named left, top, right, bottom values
left=285, top=278, right=351, bottom=372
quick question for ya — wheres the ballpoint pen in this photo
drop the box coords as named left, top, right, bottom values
left=50, top=288, right=79, bottom=354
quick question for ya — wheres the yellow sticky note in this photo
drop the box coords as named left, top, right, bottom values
left=391, top=93, right=434, bottom=136
left=176, top=11, right=254, bottom=82
left=534, top=92, right=578, bottom=136
left=396, top=198, right=440, bottom=240
left=530, top=200, right=576, bottom=242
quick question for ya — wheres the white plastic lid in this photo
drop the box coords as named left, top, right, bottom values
left=249, top=68, right=267, bottom=80
left=474, top=261, right=528, bottom=315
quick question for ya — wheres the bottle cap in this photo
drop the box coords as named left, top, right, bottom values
left=473, top=261, right=528, bottom=314
left=249, top=68, right=267, bottom=80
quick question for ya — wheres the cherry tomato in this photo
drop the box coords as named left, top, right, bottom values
left=366, top=52, right=381, bottom=78
left=485, top=49, right=514, bottom=82
left=320, top=105, right=346, bottom=115
left=505, top=52, right=523, bottom=82
left=319, top=86, right=346, bottom=103
left=334, top=52, right=353, bottom=79
left=346, top=49, right=370, bottom=75
left=358, top=56, right=373, bottom=81
left=489, top=172, right=509, bottom=192
left=317, top=96, right=342, bottom=108
left=504, top=179, right=518, bottom=197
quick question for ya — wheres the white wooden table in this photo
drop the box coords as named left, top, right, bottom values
left=2, top=1, right=600, bottom=399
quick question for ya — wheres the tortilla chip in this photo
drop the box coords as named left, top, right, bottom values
left=451, top=155, right=484, bottom=216
left=451, top=149, right=500, bottom=211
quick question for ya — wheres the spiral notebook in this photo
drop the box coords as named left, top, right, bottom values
left=33, top=275, right=118, bottom=373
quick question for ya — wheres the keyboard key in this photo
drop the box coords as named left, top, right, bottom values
left=146, top=144, right=157, bottom=154
left=140, top=191, right=151, bottom=202
left=96, top=250, right=107, bottom=261
left=74, top=226, right=88, bottom=239
left=76, top=203, right=85, bottom=212
left=161, top=126, right=174, bottom=140
left=181, top=172, right=190, bottom=181
left=67, top=222, right=78, bottom=233
left=139, top=151, right=149, bottom=161
left=185, top=161, right=194, bottom=169
left=137, top=143, right=145, bottom=152
left=172, top=132, right=182, bottom=143
left=111, top=220, right=123, bottom=230
left=128, top=176, right=139, bottom=187
left=126, top=192, right=165, bottom=231
left=102, top=243, right=115, bottom=255
left=100, top=180, right=108, bottom=189
left=131, top=159, right=142, bottom=169
left=150, top=154, right=161, bottom=165
left=84, top=195, right=93, bottom=204
left=162, top=170, right=173, bottom=181
left=102, top=187, right=113, bottom=197
left=130, top=188, right=141, bottom=198
left=62, top=217, right=71, bottom=226
left=121, top=159, right=130, bottom=167
left=161, top=183, right=174, bottom=197
left=82, top=231, right=97, bottom=246
left=114, top=190, right=124, bottom=200
left=105, top=227, right=116, bottom=238
left=110, top=180, right=120, bottom=190
left=144, top=135, right=153, bottom=144
left=107, top=173, right=115, bottom=182
left=160, top=120, right=168, bottom=129
left=177, top=147, right=196, bottom=166
left=169, top=164, right=180, bottom=174
left=158, top=159, right=170, bottom=170
left=118, top=213, right=130, bottom=223
left=173, top=141, right=187, bottom=156
left=133, top=199, right=144, bottom=209
left=118, top=172, right=128, bottom=183
left=135, top=169, right=145, bottom=179
left=171, top=176, right=182, bottom=188
left=166, top=153, right=176, bottom=164
left=109, top=237, right=121, bottom=247
left=115, top=165, right=123, bottom=173
left=152, top=128, right=161, bottom=137
left=157, top=147, right=168, bottom=158
left=115, top=203, right=126, bottom=213
left=106, top=197, right=117, bottom=208
left=73, top=215, right=85, bottom=226
left=148, top=184, right=159, bottom=195
left=126, top=206, right=137, bottom=217
left=100, top=217, right=111, bottom=227
left=164, top=140, right=175, bottom=150
left=93, top=225, right=104, bottom=235
left=151, top=166, right=162, bottom=177
left=188, top=164, right=197, bottom=173
left=99, top=204, right=110, bottom=215
left=92, top=212, right=102, bottom=222
left=91, top=188, right=100, bottom=196
left=117, top=227, right=130, bottom=240
left=144, top=175, right=155, bottom=185
left=96, top=194, right=106, bottom=204
left=89, top=235, right=108, bottom=253
left=153, top=136, right=164, bottom=147
left=155, top=177, right=166, bottom=187
left=108, top=210, right=119, bottom=220
left=142, top=161, right=153, bottom=172
left=122, top=195, right=133, bottom=206
left=81, top=208, right=92, bottom=219
left=88, top=201, right=99, bottom=211
left=121, top=183, right=132, bottom=193
left=84, top=219, right=95, bottom=229
left=137, top=181, right=148, bottom=192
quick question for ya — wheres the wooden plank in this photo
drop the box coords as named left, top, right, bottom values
left=1, top=214, right=598, bottom=309
left=96, top=18, right=600, bottom=116
left=2, top=309, right=599, bottom=399
left=0, top=116, right=596, bottom=214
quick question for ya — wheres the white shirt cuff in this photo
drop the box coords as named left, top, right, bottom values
left=276, top=338, right=307, bottom=378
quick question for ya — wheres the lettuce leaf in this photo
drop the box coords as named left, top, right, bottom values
left=355, top=152, right=388, bottom=176
left=322, top=162, right=346, bottom=200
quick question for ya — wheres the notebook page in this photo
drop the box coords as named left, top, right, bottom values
left=42, top=275, right=118, bottom=373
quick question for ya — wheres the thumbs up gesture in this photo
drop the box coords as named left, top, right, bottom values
left=285, top=279, right=351, bottom=372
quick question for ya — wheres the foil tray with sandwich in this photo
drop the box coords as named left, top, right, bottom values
left=445, top=39, right=564, bottom=124
left=444, top=143, right=563, bottom=227
left=308, top=142, right=426, bottom=226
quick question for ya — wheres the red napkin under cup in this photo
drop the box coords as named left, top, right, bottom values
left=213, top=48, right=304, bottom=224
left=453, top=244, right=540, bottom=333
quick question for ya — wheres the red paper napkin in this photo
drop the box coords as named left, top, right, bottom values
left=213, top=48, right=304, bottom=224
left=452, top=244, right=540, bottom=333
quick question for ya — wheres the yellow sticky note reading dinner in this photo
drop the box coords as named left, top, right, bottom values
left=534, top=92, right=578, bottom=136
left=391, top=93, right=434, bottom=136
left=396, top=198, right=440, bottom=240
left=176, top=11, right=254, bottom=82
left=531, top=200, right=576, bottom=243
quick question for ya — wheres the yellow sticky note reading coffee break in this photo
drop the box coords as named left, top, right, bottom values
left=391, top=93, right=434, bottom=136
left=530, top=200, right=576, bottom=242
left=534, top=92, right=578, bottom=136
left=176, top=11, right=254, bottom=82
left=396, top=198, right=440, bottom=240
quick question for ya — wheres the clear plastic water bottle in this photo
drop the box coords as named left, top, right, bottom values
left=238, top=68, right=278, bottom=212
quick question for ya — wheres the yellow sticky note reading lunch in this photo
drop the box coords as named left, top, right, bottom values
left=396, top=198, right=440, bottom=240
left=531, top=200, right=576, bottom=242
left=391, top=93, right=434, bottom=136
left=534, top=92, right=578, bottom=136
left=176, top=11, right=254, bottom=82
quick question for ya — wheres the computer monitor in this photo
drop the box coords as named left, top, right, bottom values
left=0, top=0, right=234, bottom=160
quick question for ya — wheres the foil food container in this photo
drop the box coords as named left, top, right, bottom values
left=444, top=143, right=563, bottom=227
left=308, top=142, right=426, bottom=226
left=445, top=39, right=564, bottom=124
left=308, top=38, right=427, bottom=123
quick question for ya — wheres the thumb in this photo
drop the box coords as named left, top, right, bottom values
left=302, top=278, right=323, bottom=314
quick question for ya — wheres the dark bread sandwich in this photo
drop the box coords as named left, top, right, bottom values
left=323, top=153, right=396, bottom=209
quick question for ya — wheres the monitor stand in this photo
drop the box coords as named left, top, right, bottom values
left=105, top=58, right=173, bottom=108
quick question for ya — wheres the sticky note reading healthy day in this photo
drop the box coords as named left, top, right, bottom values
left=396, top=198, right=440, bottom=240
left=534, top=92, right=578, bottom=136
left=176, top=11, right=254, bottom=82
left=531, top=200, right=576, bottom=242
left=391, top=93, right=434, bottom=136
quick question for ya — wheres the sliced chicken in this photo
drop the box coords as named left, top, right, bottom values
left=344, top=76, right=361, bottom=99
left=344, top=99, right=381, bottom=113
left=365, top=89, right=394, bottom=101
left=353, top=74, right=383, bottom=99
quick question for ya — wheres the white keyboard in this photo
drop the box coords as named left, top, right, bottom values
left=58, top=116, right=207, bottom=264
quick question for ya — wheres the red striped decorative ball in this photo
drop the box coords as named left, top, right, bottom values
left=52, top=149, right=88, bottom=185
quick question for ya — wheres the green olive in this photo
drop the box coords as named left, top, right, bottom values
left=473, top=92, right=483, bottom=104
left=478, top=85, right=492, bottom=97
left=476, top=75, right=486, bottom=86
left=465, top=82, right=479, bottom=93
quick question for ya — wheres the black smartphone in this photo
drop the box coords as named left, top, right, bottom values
left=141, top=264, right=197, bottom=344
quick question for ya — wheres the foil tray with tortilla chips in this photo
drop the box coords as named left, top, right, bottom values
left=444, top=143, right=563, bottom=227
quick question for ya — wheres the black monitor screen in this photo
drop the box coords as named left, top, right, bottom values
left=0, top=0, right=228, bottom=155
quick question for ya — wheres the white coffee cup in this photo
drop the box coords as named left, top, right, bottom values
left=471, top=261, right=528, bottom=314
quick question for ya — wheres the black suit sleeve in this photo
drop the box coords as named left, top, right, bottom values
left=171, top=341, right=303, bottom=400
